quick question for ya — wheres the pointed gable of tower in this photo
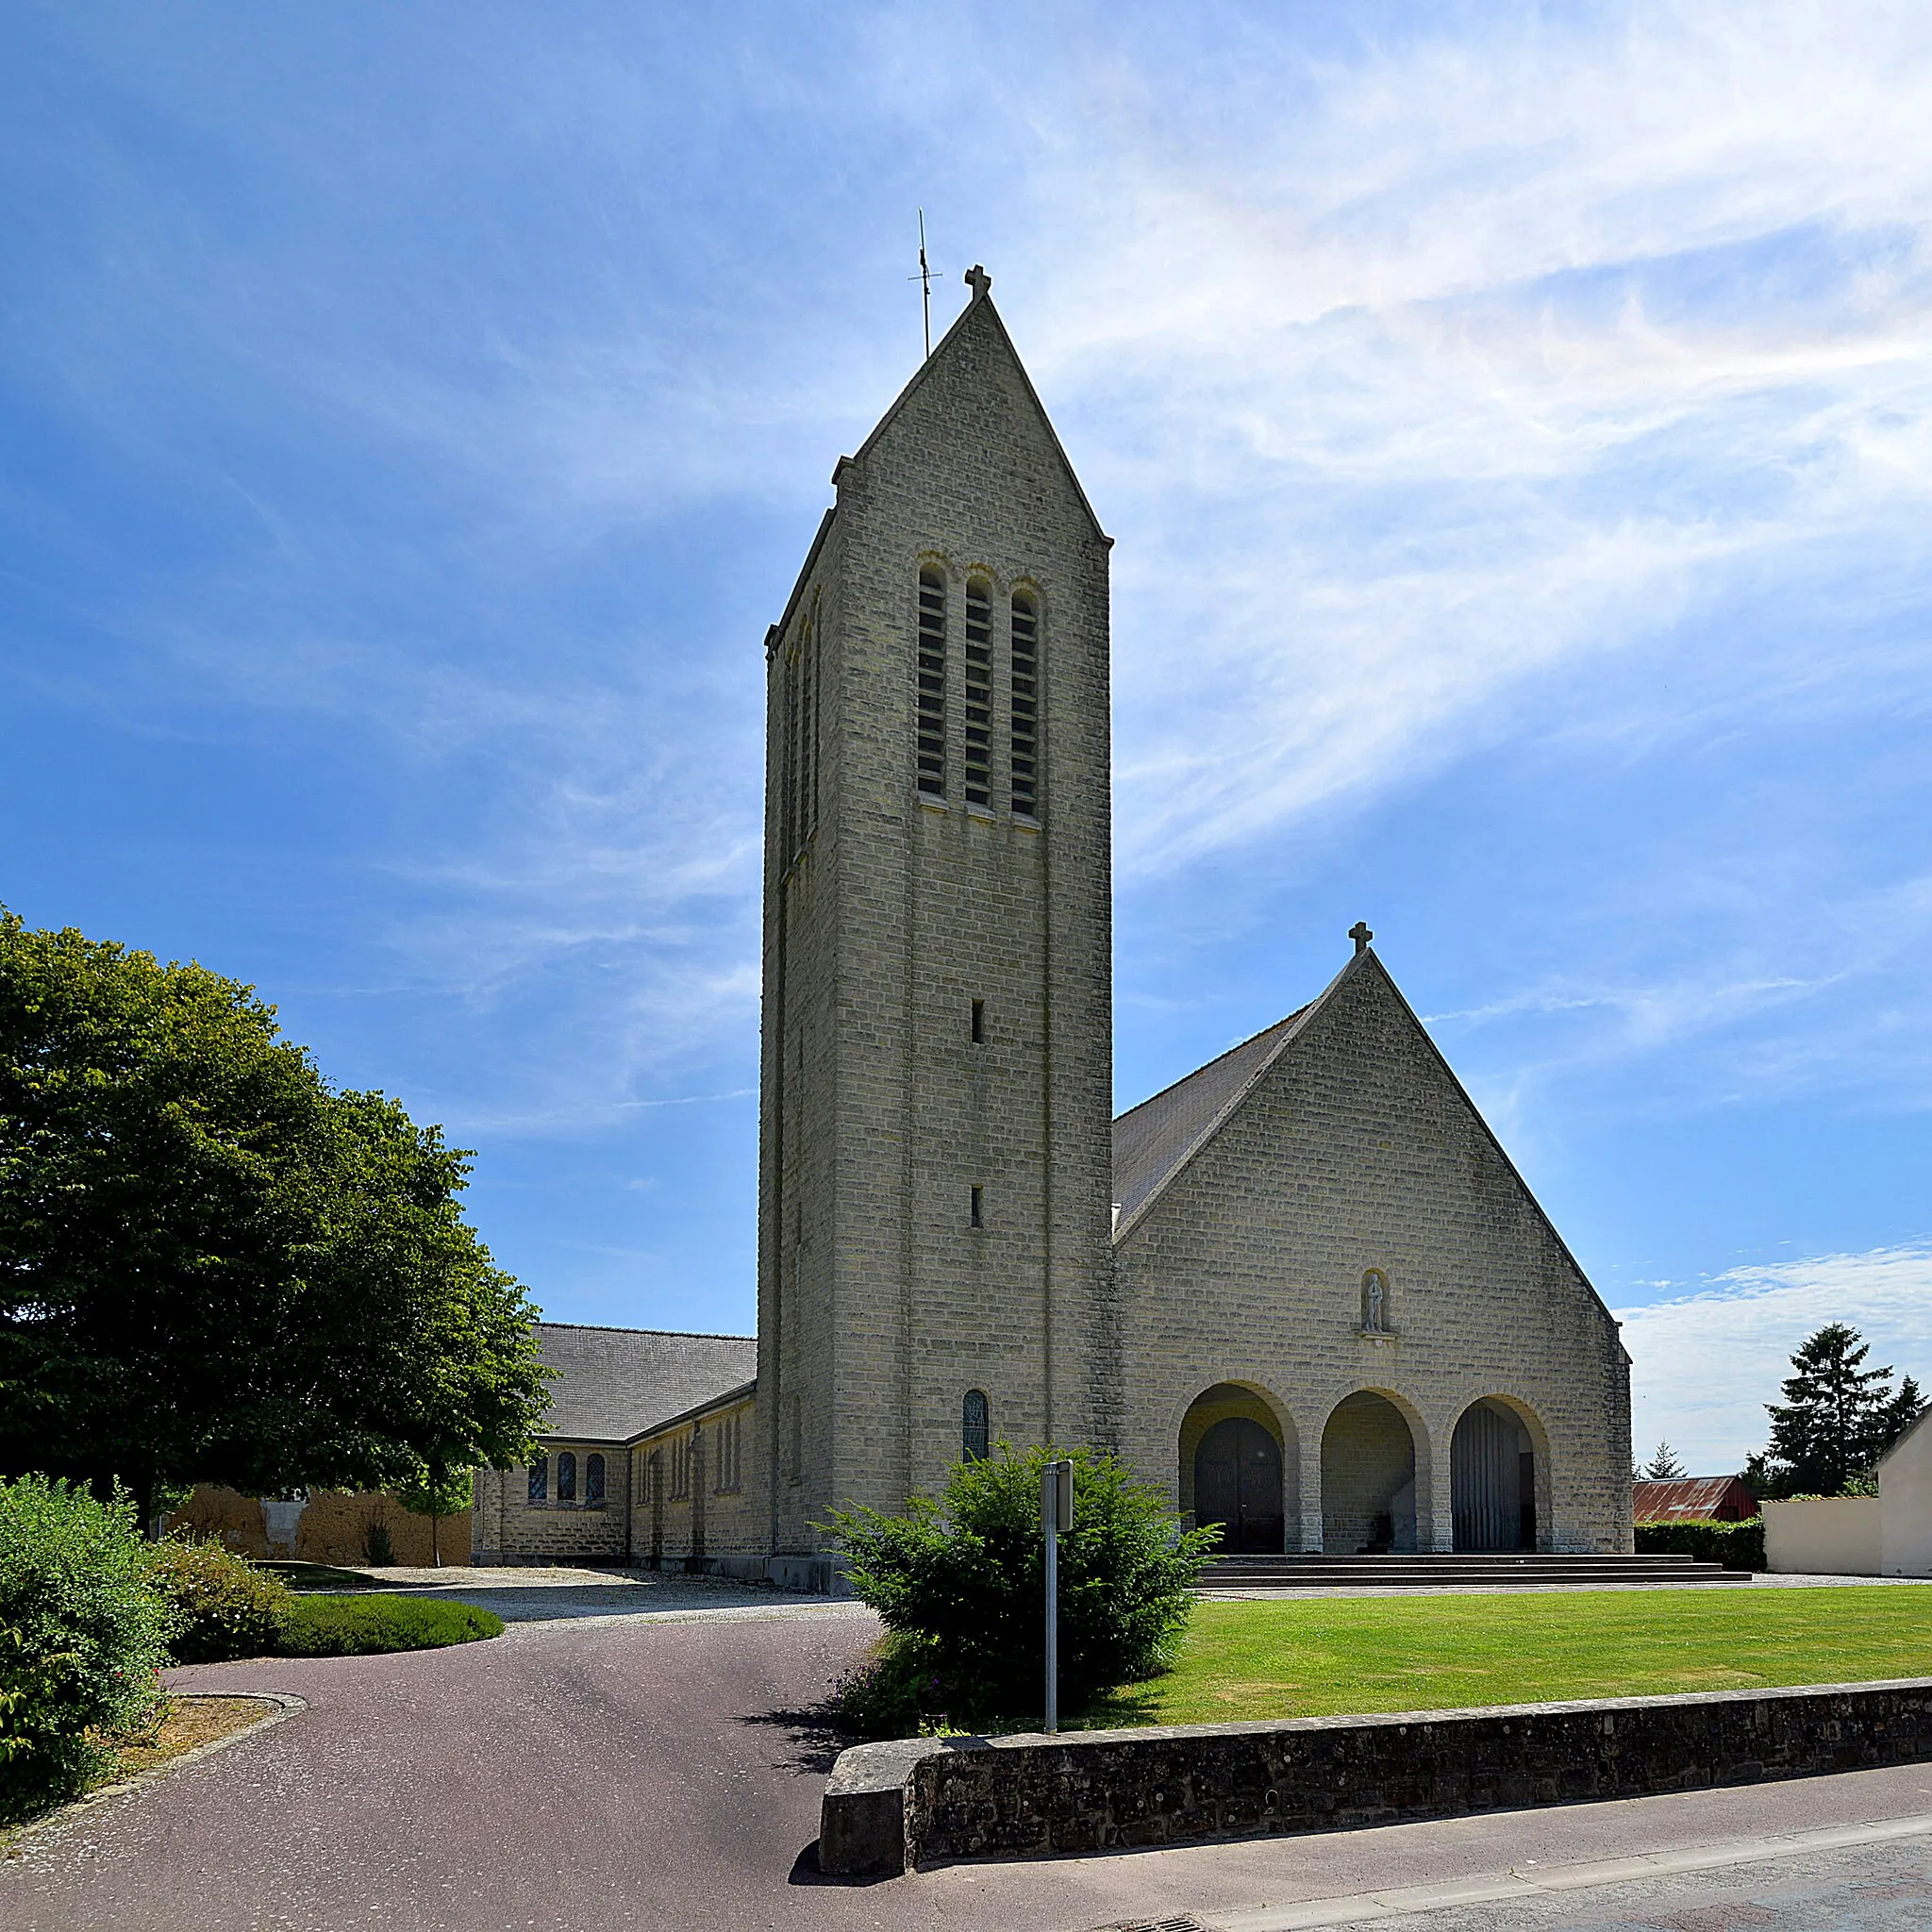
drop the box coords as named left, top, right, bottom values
left=838, top=267, right=1108, bottom=543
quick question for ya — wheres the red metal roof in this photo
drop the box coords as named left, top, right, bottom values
left=1634, top=1475, right=1757, bottom=1523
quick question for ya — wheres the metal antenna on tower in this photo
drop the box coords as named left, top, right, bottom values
left=910, top=210, right=939, bottom=358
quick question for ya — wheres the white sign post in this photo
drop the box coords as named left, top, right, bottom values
left=1041, top=1457, right=1074, bottom=1733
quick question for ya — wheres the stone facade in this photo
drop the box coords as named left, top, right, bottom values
left=755, top=270, right=1116, bottom=1569
left=1114, top=951, right=1633, bottom=1556
left=476, top=271, right=1632, bottom=1578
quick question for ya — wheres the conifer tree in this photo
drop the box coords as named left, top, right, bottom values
left=1641, top=1441, right=1688, bottom=1481
left=1750, top=1324, right=1920, bottom=1498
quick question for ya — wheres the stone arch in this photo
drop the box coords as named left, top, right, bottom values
left=1319, top=1388, right=1431, bottom=1555
left=1451, top=1394, right=1552, bottom=1552
left=1176, top=1381, right=1298, bottom=1556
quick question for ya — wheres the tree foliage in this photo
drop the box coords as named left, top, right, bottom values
left=395, top=1461, right=475, bottom=1566
left=1640, top=1441, right=1689, bottom=1481
left=1744, top=1324, right=1926, bottom=1499
left=0, top=909, right=550, bottom=1518
left=822, top=1443, right=1218, bottom=1733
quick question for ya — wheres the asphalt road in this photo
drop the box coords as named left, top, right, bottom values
left=8, top=1599, right=1932, bottom=1931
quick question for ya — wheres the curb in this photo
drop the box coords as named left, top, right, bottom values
left=1176, top=1808, right=1932, bottom=1929
left=1, top=1691, right=307, bottom=1853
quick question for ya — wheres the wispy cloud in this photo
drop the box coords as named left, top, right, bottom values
left=1618, top=1240, right=1932, bottom=1472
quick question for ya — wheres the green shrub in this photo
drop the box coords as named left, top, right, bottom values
left=363, top=1520, right=395, bottom=1567
left=145, top=1539, right=294, bottom=1664
left=275, top=1593, right=502, bottom=1656
left=1635, top=1517, right=1767, bottom=1572
left=823, top=1443, right=1218, bottom=1735
left=0, top=1475, right=175, bottom=1821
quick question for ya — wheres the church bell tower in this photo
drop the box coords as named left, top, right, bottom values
left=756, top=269, right=1117, bottom=1557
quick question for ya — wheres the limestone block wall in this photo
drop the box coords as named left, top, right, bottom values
left=629, top=1394, right=767, bottom=1570
left=470, top=1441, right=632, bottom=1566
left=1114, top=954, right=1631, bottom=1555
left=758, top=286, right=1118, bottom=1564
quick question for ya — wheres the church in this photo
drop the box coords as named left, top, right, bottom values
left=471, top=270, right=1633, bottom=1581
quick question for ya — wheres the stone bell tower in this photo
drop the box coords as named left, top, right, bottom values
left=756, top=268, right=1117, bottom=1558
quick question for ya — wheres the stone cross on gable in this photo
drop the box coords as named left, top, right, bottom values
left=1349, top=921, right=1374, bottom=955
left=964, top=263, right=992, bottom=299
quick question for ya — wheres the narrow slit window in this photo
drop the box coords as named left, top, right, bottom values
left=962, top=579, right=992, bottom=807
left=962, top=1390, right=991, bottom=1462
left=917, top=568, right=946, bottom=799
left=970, top=1184, right=984, bottom=1227
left=970, top=997, right=985, bottom=1043
left=1010, top=591, right=1040, bottom=819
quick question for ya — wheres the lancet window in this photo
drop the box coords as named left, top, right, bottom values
left=962, top=1390, right=990, bottom=1462
left=962, top=579, right=992, bottom=807
left=556, top=1451, right=577, bottom=1504
left=916, top=568, right=946, bottom=798
left=585, top=1453, right=606, bottom=1505
left=1010, top=591, right=1040, bottom=819
left=782, top=604, right=820, bottom=864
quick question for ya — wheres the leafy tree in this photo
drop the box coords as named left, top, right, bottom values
left=395, top=1460, right=475, bottom=1567
left=0, top=909, right=550, bottom=1522
left=1640, top=1441, right=1689, bottom=1481
left=1747, top=1324, right=1923, bottom=1499
left=822, top=1442, right=1218, bottom=1733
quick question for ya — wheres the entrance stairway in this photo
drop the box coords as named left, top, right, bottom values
left=1198, top=1552, right=1753, bottom=1591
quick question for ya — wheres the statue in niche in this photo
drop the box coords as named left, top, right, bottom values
left=1362, top=1269, right=1390, bottom=1336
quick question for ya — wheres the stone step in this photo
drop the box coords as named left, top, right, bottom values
left=1198, top=1553, right=1753, bottom=1589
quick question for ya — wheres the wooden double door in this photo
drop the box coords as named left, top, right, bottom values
left=1193, top=1416, right=1284, bottom=1554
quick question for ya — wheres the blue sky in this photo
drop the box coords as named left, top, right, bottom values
left=5, top=3, right=1929, bottom=1471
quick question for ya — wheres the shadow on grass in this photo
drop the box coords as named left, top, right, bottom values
left=259, top=1560, right=384, bottom=1592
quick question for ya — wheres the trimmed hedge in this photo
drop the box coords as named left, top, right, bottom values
left=276, top=1593, right=502, bottom=1657
left=1635, top=1517, right=1766, bottom=1572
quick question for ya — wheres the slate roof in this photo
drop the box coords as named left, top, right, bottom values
left=1109, top=985, right=1333, bottom=1230
left=533, top=1323, right=757, bottom=1442
left=1632, top=1476, right=1757, bottom=1523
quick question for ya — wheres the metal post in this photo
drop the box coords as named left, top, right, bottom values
left=1042, top=1457, right=1073, bottom=1734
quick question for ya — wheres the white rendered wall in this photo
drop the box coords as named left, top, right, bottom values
left=1880, top=1416, right=1932, bottom=1575
left=1762, top=1496, right=1880, bottom=1574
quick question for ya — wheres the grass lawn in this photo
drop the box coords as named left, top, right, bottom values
left=259, top=1560, right=384, bottom=1591
left=1085, top=1587, right=1932, bottom=1728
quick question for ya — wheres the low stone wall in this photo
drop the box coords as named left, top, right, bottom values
left=819, top=1678, right=1932, bottom=1876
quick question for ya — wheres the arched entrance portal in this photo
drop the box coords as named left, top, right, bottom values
left=1194, top=1418, right=1284, bottom=1554
left=1179, top=1384, right=1288, bottom=1554
left=1321, top=1392, right=1417, bottom=1553
left=1452, top=1399, right=1538, bottom=1551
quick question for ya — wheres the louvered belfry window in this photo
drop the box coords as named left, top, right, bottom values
left=1010, top=591, right=1040, bottom=818
left=962, top=580, right=992, bottom=807
left=916, top=568, right=946, bottom=798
